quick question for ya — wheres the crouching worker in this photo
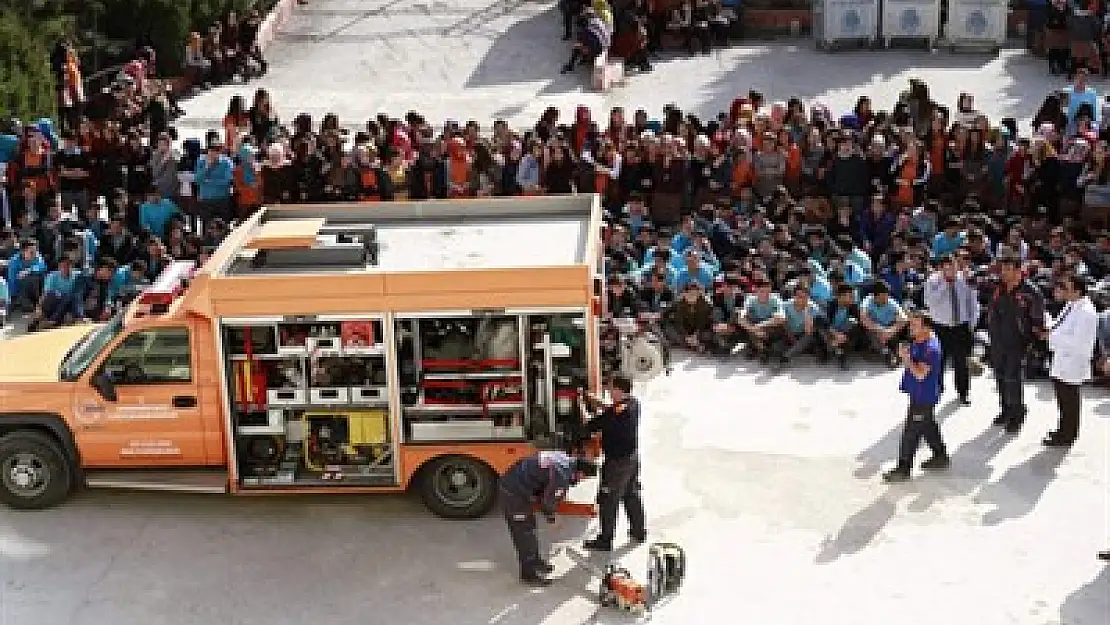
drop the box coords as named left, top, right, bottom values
left=500, top=450, right=598, bottom=586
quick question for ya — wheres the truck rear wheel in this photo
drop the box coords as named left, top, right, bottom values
left=418, top=455, right=497, bottom=519
left=0, top=431, right=73, bottom=509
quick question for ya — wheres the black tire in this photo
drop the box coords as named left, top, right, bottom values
left=418, top=455, right=497, bottom=519
left=0, top=431, right=73, bottom=510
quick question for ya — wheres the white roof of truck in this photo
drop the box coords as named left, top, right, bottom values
left=217, top=195, right=600, bottom=276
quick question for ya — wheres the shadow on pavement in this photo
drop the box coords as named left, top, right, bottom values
left=972, top=447, right=1067, bottom=526
left=1059, top=565, right=1110, bottom=625
left=814, top=487, right=910, bottom=564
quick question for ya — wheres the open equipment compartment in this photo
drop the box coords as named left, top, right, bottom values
left=221, top=314, right=396, bottom=487
left=395, top=310, right=588, bottom=448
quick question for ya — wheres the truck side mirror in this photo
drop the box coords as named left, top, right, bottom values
left=93, top=372, right=118, bottom=402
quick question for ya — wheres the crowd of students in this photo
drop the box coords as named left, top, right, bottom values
left=1, top=67, right=1109, bottom=388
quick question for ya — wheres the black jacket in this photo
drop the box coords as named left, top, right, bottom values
left=500, top=451, right=576, bottom=516
left=585, top=396, right=640, bottom=459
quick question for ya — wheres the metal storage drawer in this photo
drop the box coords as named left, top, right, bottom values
left=410, top=422, right=494, bottom=441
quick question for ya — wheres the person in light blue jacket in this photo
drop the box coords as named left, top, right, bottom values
left=6, top=240, right=47, bottom=310
left=194, top=140, right=235, bottom=231
left=0, top=275, right=9, bottom=322
left=930, top=218, right=967, bottom=261
left=34, top=257, right=83, bottom=328
left=515, top=141, right=543, bottom=193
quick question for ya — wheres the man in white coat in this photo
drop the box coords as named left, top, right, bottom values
left=1043, top=274, right=1099, bottom=448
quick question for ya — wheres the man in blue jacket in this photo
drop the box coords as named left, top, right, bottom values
left=500, top=450, right=597, bottom=585
left=194, top=139, right=235, bottom=232
left=6, top=239, right=47, bottom=312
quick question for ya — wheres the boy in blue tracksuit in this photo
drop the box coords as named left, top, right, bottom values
left=34, top=257, right=82, bottom=328
left=884, top=310, right=948, bottom=483
left=6, top=240, right=47, bottom=311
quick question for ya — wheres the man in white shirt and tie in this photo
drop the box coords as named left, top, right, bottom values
left=1043, top=273, right=1099, bottom=448
left=923, top=254, right=979, bottom=405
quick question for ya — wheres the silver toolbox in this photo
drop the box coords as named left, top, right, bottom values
left=410, top=421, right=494, bottom=441
left=267, top=389, right=306, bottom=406
left=309, top=387, right=350, bottom=404
left=349, top=386, right=388, bottom=403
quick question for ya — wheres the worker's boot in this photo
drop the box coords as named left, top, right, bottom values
left=1098, top=550, right=1110, bottom=562
left=521, top=568, right=553, bottom=586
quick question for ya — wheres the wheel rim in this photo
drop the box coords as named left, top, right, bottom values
left=432, top=461, right=483, bottom=509
left=2, top=452, right=49, bottom=499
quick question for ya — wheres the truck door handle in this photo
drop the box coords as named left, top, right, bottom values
left=172, top=395, right=198, bottom=408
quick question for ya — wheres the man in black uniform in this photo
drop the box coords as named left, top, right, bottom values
left=581, top=374, right=647, bottom=552
left=499, top=450, right=597, bottom=585
left=985, top=254, right=1046, bottom=433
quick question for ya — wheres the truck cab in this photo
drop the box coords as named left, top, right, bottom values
left=0, top=195, right=608, bottom=518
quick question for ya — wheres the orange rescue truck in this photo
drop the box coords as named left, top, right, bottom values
left=0, top=195, right=606, bottom=518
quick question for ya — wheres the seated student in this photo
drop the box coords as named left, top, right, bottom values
left=637, top=269, right=676, bottom=315
left=879, top=252, right=921, bottom=304
left=822, top=283, right=861, bottom=369
left=669, top=282, right=713, bottom=352
left=635, top=247, right=677, bottom=286
left=139, top=190, right=179, bottom=240
left=607, top=274, right=640, bottom=318
left=82, top=259, right=120, bottom=322
left=709, top=275, right=744, bottom=355
left=6, top=239, right=47, bottom=312
left=860, top=279, right=908, bottom=367
left=672, top=248, right=716, bottom=291
left=31, top=256, right=81, bottom=330
left=778, top=282, right=824, bottom=367
left=0, top=275, right=8, bottom=326
left=738, top=278, right=785, bottom=362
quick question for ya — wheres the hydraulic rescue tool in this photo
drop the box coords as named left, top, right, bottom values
left=562, top=542, right=686, bottom=614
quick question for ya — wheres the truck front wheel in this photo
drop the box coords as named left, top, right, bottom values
left=0, top=431, right=73, bottom=509
left=418, top=455, right=497, bottom=519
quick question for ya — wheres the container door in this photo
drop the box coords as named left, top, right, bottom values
left=74, top=323, right=209, bottom=466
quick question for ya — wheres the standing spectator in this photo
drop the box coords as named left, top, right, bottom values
left=883, top=310, right=949, bottom=483
left=1043, top=274, right=1098, bottom=447
left=923, top=255, right=979, bottom=405
left=986, top=255, right=1046, bottom=433
left=249, top=89, right=279, bottom=146
left=194, top=139, right=234, bottom=232
left=1067, top=0, right=1101, bottom=75
left=1046, top=0, right=1073, bottom=74
left=753, top=133, right=786, bottom=200
left=55, top=131, right=91, bottom=215
left=1064, top=68, right=1101, bottom=133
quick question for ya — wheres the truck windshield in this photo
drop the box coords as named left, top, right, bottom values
left=59, top=312, right=125, bottom=381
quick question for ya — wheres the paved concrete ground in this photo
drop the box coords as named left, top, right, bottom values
left=0, top=355, right=1107, bottom=625
left=177, top=0, right=1071, bottom=136
left=3, top=3, right=1109, bottom=623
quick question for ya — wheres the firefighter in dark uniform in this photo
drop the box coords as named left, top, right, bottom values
left=985, top=254, right=1046, bottom=433
left=499, top=450, right=597, bottom=585
left=581, top=374, right=647, bottom=552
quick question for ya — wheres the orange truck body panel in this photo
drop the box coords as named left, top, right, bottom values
left=0, top=196, right=605, bottom=506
